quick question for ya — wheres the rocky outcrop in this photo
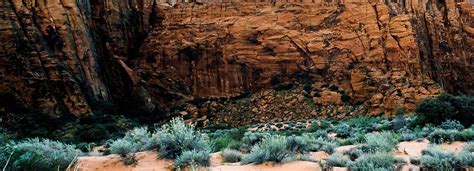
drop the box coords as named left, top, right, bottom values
left=0, top=0, right=161, bottom=116
left=0, top=0, right=473, bottom=124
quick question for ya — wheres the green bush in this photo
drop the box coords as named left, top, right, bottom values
left=457, top=151, right=474, bottom=168
left=153, top=117, right=212, bottom=163
left=420, top=146, right=461, bottom=170
left=427, top=129, right=460, bottom=144
left=214, top=136, right=235, bottom=151
left=348, top=152, right=396, bottom=171
left=343, top=147, right=364, bottom=160
left=108, top=127, right=157, bottom=157
left=222, top=149, right=242, bottom=163
left=333, top=124, right=352, bottom=138
left=416, top=93, right=474, bottom=126
left=174, top=149, right=211, bottom=168
left=364, top=132, right=398, bottom=153
left=398, top=128, right=419, bottom=142
left=241, top=136, right=295, bottom=164
left=109, top=139, right=137, bottom=157
left=440, top=120, right=464, bottom=131
left=309, top=137, right=338, bottom=153
left=325, top=152, right=350, bottom=167
left=241, top=132, right=272, bottom=146
left=410, top=157, right=420, bottom=165
left=458, top=129, right=474, bottom=141
left=464, top=142, right=474, bottom=152
left=1, top=138, right=82, bottom=171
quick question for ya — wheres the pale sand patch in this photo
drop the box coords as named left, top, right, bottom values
left=397, top=139, right=466, bottom=157
left=397, top=139, right=430, bottom=157
left=309, top=151, right=329, bottom=161
left=209, top=161, right=321, bottom=171
left=72, top=151, right=173, bottom=171
left=334, top=145, right=358, bottom=153
left=210, top=152, right=223, bottom=166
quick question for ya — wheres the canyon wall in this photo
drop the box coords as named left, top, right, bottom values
left=0, top=0, right=472, bottom=125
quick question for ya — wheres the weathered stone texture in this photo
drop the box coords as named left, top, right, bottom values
left=0, top=0, right=472, bottom=123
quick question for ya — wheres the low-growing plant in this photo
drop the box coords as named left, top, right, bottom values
left=174, top=149, right=211, bottom=168
left=440, top=120, right=464, bottom=131
left=241, top=132, right=272, bottom=146
left=410, top=157, right=420, bottom=165
left=109, top=139, right=136, bottom=157
left=463, top=142, right=474, bottom=152
left=348, top=152, right=396, bottom=171
left=122, top=154, right=138, bottom=166
left=153, top=117, right=212, bottom=162
left=214, top=136, right=235, bottom=151
left=310, top=137, right=338, bottom=153
left=427, top=129, right=460, bottom=144
left=1, top=138, right=82, bottom=171
left=420, top=146, right=461, bottom=170
left=457, top=151, right=474, bottom=168
left=222, top=148, right=242, bottom=163
left=325, top=152, right=350, bottom=167
left=333, top=124, right=352, bottom=138
left=241, top=136, right=295, bottom=164
left=364, top=132, right=398, bottom=153
left=458, top=129, right=474, bottom=141
left=343, top=147, right=364, bottom=160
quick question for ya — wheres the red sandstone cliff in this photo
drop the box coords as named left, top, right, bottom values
left=0, top=0, right=473, bottom=124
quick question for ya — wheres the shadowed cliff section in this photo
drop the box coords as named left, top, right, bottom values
left=0, top=0, right=472, bottom=125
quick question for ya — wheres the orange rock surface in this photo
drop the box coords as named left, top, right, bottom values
left=0, top=0, right=473, bottom=122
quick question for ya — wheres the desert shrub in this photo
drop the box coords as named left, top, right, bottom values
left=420, top=146, right=461, bottom=170
left=364, top=132, right=398, bottom=153
left=316, top=120, right=332, bottom=130
left=427, top=129, right=460, bottom=144
left=222, top=149, right=242, bottom=163
left=1, top=138, right=82, bottom=171
left=213, top=136, right=235, bottom=151
left=310, top=137, right=338, bottom=153
left=108, top=127, right=157, bottom=157
left=342, top=147, right=364, bottom=161
left=174, top=149, right=211, bottom=168
left=458, top=129, right=474, bottom=141
left=286, top=135, right=312, bottom=153
left=457, top=151, right=474, bottom=167
left=109, top=139, right=137, bottom=157
left=440, top=120, right=464, bottom=131
left=338, top=133, right=365, bottom=146
left=241, top=136, right=295, bottom=164
left=416, top=93, right=474, bottom=126
left=373, top=120, right=392, bottom=131
left=390, top=114, right=406, bottom=131
left=241, top=132, right=272, bottom=146
left=464, top=142, right=474, bottom=152
left=308, top=130, right=329, bottom=139
left=333, top=123, right=352, bottom=138
left=348, top=152, right=395, bottom=171
left=153, top=117, right=212, bottom=161
left=325, top=152, right=350, bottom=167
left=410, top=157, right=420, bottom=165
left=398, top=128, right=419, bottom=142
left=122, top=154, right=138, bottom=166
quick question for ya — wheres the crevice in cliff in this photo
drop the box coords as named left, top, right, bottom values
left=371, top=2, right=391, bottom=72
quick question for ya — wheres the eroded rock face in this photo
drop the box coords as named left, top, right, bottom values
left=0, top=0, right=162, bottom=117
left=0, top=0, right=473, bottom=124
left=136, top=0, right=472, bottom=119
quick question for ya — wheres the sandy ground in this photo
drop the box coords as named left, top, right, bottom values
left=72, top=151, right=173, bottom=171
left=72, top=140, right=469, bottom=171
left=209, top=161, right=322, bottom=171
